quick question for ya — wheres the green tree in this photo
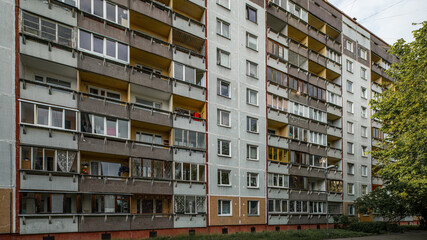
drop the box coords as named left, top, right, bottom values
left=369, top=21, right=427, bottom=227
left=354, top=187, right=409, bottom=224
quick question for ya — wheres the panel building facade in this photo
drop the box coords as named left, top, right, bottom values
left=0, top=0, right=403, bottom=238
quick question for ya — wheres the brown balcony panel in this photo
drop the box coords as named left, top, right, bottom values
left=288, top=66, right=308, bottom=81
left=130, top=107, right=172, bottom=127
left=130, top=144, right=172, bottom=161
left=130, top=70, right=171, bottom=93
left=308, top=98, right=327, bottom=110
left=307, top=28, right=326, bottom=45
left=289, top=115, right=309, bottom=129
left=309, top=0, right=342, bottom=31
left=267, top=5, right=288, bottom=22
left=78, top=15, right=129, bottom=44
left=326, top=39, right=341, bottom=53
left=289, top=41, right=308, bottom=58
left=130, top=0, right=172, bottom=25
left=79, top=136, right=130, bottom=156
left=78, top=54, right=130, bottom=82
left=131, top=215, right=174, bottom=230
left=289, top=141, right=309, bottom=152
left=79, top=178, right=173, bottom=195
left=309, top=51, right=327, bottom=67
left=130, top=33, right=172, bottom=59
left=289, top=166, right=324, bottom=179
left=111, top=0, right=129, bottom=8
left=79, top=96, right=129, bottom=119
left=308, top=145, right=327, bottom=156
left=308, top=74, right=326, bottom=89
left=308, top=122, right=326, bottom=134
left=327, top=149, right=342, bottom=159
left=327, top=171, right=342, bottom=180
left=289, top=92, right=309, bottom=105
left=287, top=16, right=308, bottom=34
left=79, top=216, right=130, bottom=232
left=289, top=191, right=327, bottom=201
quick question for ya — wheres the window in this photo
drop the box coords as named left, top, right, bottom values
left=217, top=109, right=230, bottom=127
left=246, top=89, right=258, bottom=105
left=22, top=12, right=73, bottom=47
left=89, top=86, right=121, bottom=100
left=135, top=98, right=161, bottom=109
left=20, top=101, right=77, bottom=131
left=361, top=107, right=367, bottom=118
left=289, top=200, right=308, bottom=213
left=362, top=146, right=368, bottom=157
left=247, top=145, right=258, bottom=160
left=310, top=202, right=324, bottom=213
left=268, top=199, right=287, bottom=213
left=218, top=200, right=231, bottom=216
left=327, top=48, right=341, bottom=64
left=217, top=49, right=230, bottom=68
left=246, top=117, right=258, bottom=133
left=308, top=84, right=326, bottom=101
left=345, top=39, right=353, bottom=52
left=79, top=30, right=128, bottom=62
left=309, top=108, right=326, bottom=123
left=360, top=48, right=367, bottom=60
left=174, top=195, right=206, bottom=214
left=361, top=87, right=367, bottom=98
left=247, top=173, right=258, bottom=188
left=174, top=162, right=205, bottom=182
left=267, top=67, right=288, bottom=86
left=216, top=18, right=230, bottom=38
left=79, top=0, right=128, bottom=26
left=346, top=60, right=354, bottom=73
left=246, top=61, right=258, bottom=78
left=173, top=129, right=205, bottom=149
left=246, top=5, right=257, bottom=23
left=361, top=165, right=368, bottom=177
left=329, top=180, right=343, bottom=193
left=21, top=147, right=77, bottom=172
left=247, top=201, right=259, bottom=216
left=136, top=132, right=162, bottom=145
left=218, top=139, right=231, bottom=157
left=268, top=173, right=289, bottom=188
left=81, top=113, right=128, bottom=138
left=361, top=126, right=368, bottom=137
left=268, top=147, right=288, bottom=162
left=217, top=79, right=230, bottom=98
left=347, top=121, right=354, bottom=134
left=289, top=102, right=309, bottom=118
left=327, top=91, right=342, bottom=106
left=361, top=67, right=367, bottom=79
left=309, top=131, right=327, bottom=146
left=289, top=126, right=308, bottom=142
left=246, top=33, right=257, bottom=50
left=267, top=40, right=287, bottom=59
left=174, top=63, right=204, bottom=86
left=348, top=204, right=355, bottom=215
left=346, top=80, right=353, bottom=93
left=217, top=169, right=231, bottom=186
left=347, top=101, right=354, bottom=113
left=348, top=183, right=355, bottom=195
left=267, top=94, right=288, bottom=111
left=347, top=142, right=354, bottom=154
left=347, top=163, right=355, bottom=175
left=362, top=185, right=368, bottom=195
left=217, top=0, right=230, bottom=9
left=372, top=128, right=384, bottom=140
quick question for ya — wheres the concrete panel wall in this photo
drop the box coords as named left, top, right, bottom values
left=20, top=217, right=78, bottom=235
left=20, top=174, right=78, bottom=192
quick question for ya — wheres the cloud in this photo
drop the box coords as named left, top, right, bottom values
left=328, top=0, right=426, bottom=44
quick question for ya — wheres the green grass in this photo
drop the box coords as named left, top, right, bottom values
left=134, top=229, right=373, bottom=240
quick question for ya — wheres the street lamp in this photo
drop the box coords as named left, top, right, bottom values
left=324, top=165, right=337, bottom=235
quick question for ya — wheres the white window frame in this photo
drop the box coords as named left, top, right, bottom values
left=217, top=139, right=231, bottom=157
left=268, top=173, right=289, bottom=188
left=361, top=67, right=367, bottom=79
left=246, top=116, right=258, bottom=133
left=347, top=163, right=355, bottom=175
left=361, top=126, right=368, bottom=138
left=361, top=106, right=367, bottom=118
left=81, top=113, right=129, bottom=139
left=345, top=39, right=353, bottom=52
left=246, top=32, right=258, bottom=51
left=246, top=88, right=258, bottom=106
left=347, top=121, right=354, bottom=134
left=89, top=85, right=121, bottom=100
left=217, top=49, right=230, bottom=68
left=348, top=183, right=355, bottom=195
left=346, top=80, right=353, bottom=93
left=246, top=144, right=259, bottom=161
left=246, top=60, right=258, bottom=78
left=217, top=0, right=230, bottom=9
left=247, top=200, right=259, bottom=216
left=346, top=60, right=354, bottom=73
left=218, top=199, right=232, bottom=216
left=174, top=162, right=205, bottom=182
left=218, top=169, right=231, bottom=186
left=247, top=172, right=259, bottom=188
left=79, top=0, right=129, bottom=27
left=362, top=145, right=368, bottom=157
left=217, top=109, right=231, bottom=127
left=217, top=79, right=231, bottom=98
left=361, top=165, right=368, bottom=177
left=347, top=142, right=354, bottom=154
left=216, top=18, right=230, bottom=38
left=362, top=185, right=368, bottom=195
left=347, top=101, right=354, bottom=114
left=361, top=87, right=367, bottom=99
left=360, top=48, right=367, bottom=60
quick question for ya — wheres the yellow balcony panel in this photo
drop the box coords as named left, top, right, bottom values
left=268, top=119, right=288, bottom=136
left=173, top=28, right=205, bottom=54
left=308, top=60, right=325, bottom=76
left=308, top=13, right=325, bottom=33
left=172, top=95, right=205, bottom=117
left=130, top=47, right=172, bottom=75
left=326, top=25, right=340, bottom=40
left=288, top=25, right=308, bottom=45
left=130, top=10, right=171, bottom=41
left=371, top=70, right=382, bottom=82
left=173, top=0, right=204, bottom=22
left=307, top=36, right=325, bottom=54
left=326, top=68, right=340, bottom=82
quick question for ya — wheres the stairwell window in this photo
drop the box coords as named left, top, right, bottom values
left=79, top=30, right=128, bottom=63
left=217, top=49, right=230, bottom=68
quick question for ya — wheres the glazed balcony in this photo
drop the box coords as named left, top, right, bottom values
left=20, top=125, right=78, bottom=150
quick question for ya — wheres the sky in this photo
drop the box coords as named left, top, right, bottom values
left=328, top=0, right=427, bottom=45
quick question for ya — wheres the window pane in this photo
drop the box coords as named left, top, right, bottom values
left=23, top=13, right=40, bottom=36
left=106, top=39, right=116, bottom=58
left=80, top=0, right=91, bottom=12
left=93, top=36, right=103, bottom=54
left=21, top=102, right=34, bottom=124
left=34, top=148, right=43, bottom=170
left=174, top=63, right=184, bottom=80
left=118, top=7, right=128, bottom=26
left=41, top=20, right=56, bottom=41
left=197, top=132, right=205, bottom=149
left=79, top=30, right=91, bottom=50
left=58, top=25, right=72, bottom=46
left=189, top=131, right=197, bottom=148
left=106, top=2, right=116, bottom=22
left=93, top=0, right=103, bottom=17
left=191, top=164, right=197, bottom=181
left=222, top=201, right=230, bottom=214
left=45, top=149, right=55, bottom=171
left=174, top=129, right=183, bottom=146
left=117, top=42, right=128, bottom=61
left=199, top=165, right=205, bottom=182
left=64, top=111, right=76, bottom=131
left=51, top=108, right=63, bottom=128
left=185, top=66, right=195, bottom=84
left=106, top=118, right=116, bottom=136
left=94, top=115, right=104, bottom=135
left=36, top=105, right=49, bottom=125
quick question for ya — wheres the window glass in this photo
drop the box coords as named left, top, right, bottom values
left=101, top=162, right=121, bottom=177
left=248, top=201, right=258, bottom=215
left=189, top=131, right=197, bottom=148
left=51, top=108, right=63, bottom=128
left=106, top=39, right=116, bottom=58
left=106, top=2, right=116, bottom=22
left=23, top=13, right=39, bottom=36
left=174, top=63, right=184, bottom=80
left=118, top=7, right=128, bottom=26
left=21, top=102, right=34, bottom=124
left=106, top=118, right=116, bottom=136
left=80, top=0, right=91, bottom=12
left=185, top=65, right=195, bottom=84
left=218, top=80, right=230, bottom=97
left=197, top=132, right=205, bottom=149
left=94, top=115, right=104, bottom=135
left=36, top=105, right=49, bottom=125
left=93, top=36, right=103, bottom=54
left=41, top=20, right=56, bottom=41
left=93, top=0, right=104, bottom=17
left=79, top=30, right=91, bottom=50
left=34, top=148, right=43, bottom=170
left=45, top=149, right=55, bottom=171
left=246, top=6, right=257, bottom=23
left=199, top=165, right=205, bottom=182
left=58, top=25, right=72, bottom=46
left=117, top=42, right=128, bottom=61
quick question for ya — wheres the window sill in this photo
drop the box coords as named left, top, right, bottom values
left=247, top=186, right=259, bottom=189
left=246, top=158, right=259, bottom=162
left=218, top=154, right=232, bottom=158
left=218, top=214, right=233, bottom=217
left=247, top=103, right=259, bottom=107
left=217, top=93, right=231, bottom=99
left=246, top=74, right=259, bottom=80
left=217, top=33, right=231, bottom=40
left=247, top=131, right=259, bottom=134
left=217, top=64, right=231, bottom=70
left=218, top=124, right=232, bottom=128
left=216, top=3, right=231, bottom=11
left=248, top=214, right=260, bottom=217
left=218, top=184, right=232, bottom=187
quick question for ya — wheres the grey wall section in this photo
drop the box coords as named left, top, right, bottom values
left=0, top=0, right=16, bottom=234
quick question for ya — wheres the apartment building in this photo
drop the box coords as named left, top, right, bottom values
left=0, top=0, right=401, bottom=238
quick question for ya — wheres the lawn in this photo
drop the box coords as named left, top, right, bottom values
left=146, top=229, right=374, bottom=240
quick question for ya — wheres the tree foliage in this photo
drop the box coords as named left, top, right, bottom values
left=369, top=21, right=427, bottom=226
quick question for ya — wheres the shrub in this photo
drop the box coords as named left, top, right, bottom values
left=348, top=222, right=400, bottom=234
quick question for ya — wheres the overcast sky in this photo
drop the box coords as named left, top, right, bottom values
left=328, top=0, right=426, bottom=45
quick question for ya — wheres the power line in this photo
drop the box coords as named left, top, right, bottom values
left=359, top=0, right=406, bottom=22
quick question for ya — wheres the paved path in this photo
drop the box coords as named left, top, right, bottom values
left=333, top=230, right=427, bottom=240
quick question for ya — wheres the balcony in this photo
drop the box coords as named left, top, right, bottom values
left=78, top=13, right=129, bottom=44
left=172, top=12, right=205, bottom=39
left=131, top=214, right=174, bottom=230
left=267, top=81, right=288, bottom=99
left=174, top=215, right=206, bottom=228
left=268, top=187, right=289, bottom=200
left=307, top=27, right=326, bottom=46
left=289, top=40, right=308, bottom=58
left=20, top=170, right=78, bottom=192
left=327, top=193, right=343, bottom=202
left=172, top=79, right=206, bottom=102
left=130, top=67, right=172, bottom=93
left=372, top=176, right=383, bottom=186
left=78, top=53, right=130, bottom=82
left=327, top=170, right=342, bottom=181
left=287, top=15, right=308, bottom=34
left=289, top=190, right=327, bottom=201
left=173, top=46, right=205, bottom=70
left=326, top=103, right=341, bottom=117
left=79, top=215, right=131, bottom=232
left=326, top=81, right=341, bottom=96
left=268, top=134, right=289, bottom=149
left=131, top=30, right=173, bottom=59
left=130, top=142, right=173, bottom=161
left=78, top=93, right=129, bottom=119
left=327, top=147, right=342, bottom=159
left=130, top=104, right=172, bottom=127
left=20, top=0, right=76, bottom=27
left=288, top=65, right=309, bottom=81
left=267, top=55, right=288, bottom=72
left=79, top=175, right=173, bottom=195
left=174, top=180, right=206, bottom=196
left=130, top=0, right=172, bottom=26
left=267, top=108, right=289, bottom=124
left=79, top=134, right=131, bottom=156
left=327, top=125, right=342, bottom=138
left=326, top=58, right=341, bottom=74
left=267, top=3, right=288, bottom=25
left=268, top=215, right=289, bottom=226
left=372, top=82, right=383, bottom=94
left=308, top=50, right=327, bottom=67
left=173, top=148, right=206, bottom=165
left=267, top=28, right=288, bottom=47
left=19, top=215, right=78, bottom=235
left=372, top=119, right=382, bottom=129
left=20, top=125, right=78, bottom=149
left=173, top=114, right=205, bottom=133
left=20, top=79, right=77, bottom=109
